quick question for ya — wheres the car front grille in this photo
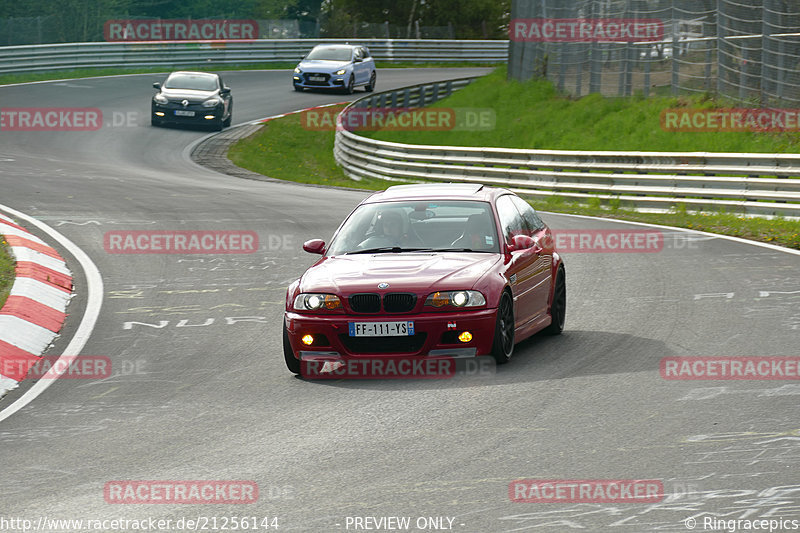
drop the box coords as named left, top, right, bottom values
left=349, top=293, right=381, bottom=313
left=303, top=73, right=331, bottom=86
left=383, top=293, right=417, bottom=313
left=339, top=333, right=427, bottom=354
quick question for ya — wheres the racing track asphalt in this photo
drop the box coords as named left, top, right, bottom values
left=0, top=68, right=798, bottom=532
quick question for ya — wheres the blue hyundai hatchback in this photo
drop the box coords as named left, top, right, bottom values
left=293, top=44, right=377, bottom=94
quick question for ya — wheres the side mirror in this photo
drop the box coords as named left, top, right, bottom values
left=303, top=239, right=326, bottom=255
left=220, top=86, right=231, bottom=94
left=508, top=234, right=536, bottom=252
left=353, top=57, right=362, bottom=63
left=153, top=82, right=161, bottom=89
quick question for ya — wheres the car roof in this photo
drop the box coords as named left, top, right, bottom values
left=311, top=44, right=357, bottom=50
left=168, top=71, right=218, bottom=78
left=362, top=183, right=511, bottom=204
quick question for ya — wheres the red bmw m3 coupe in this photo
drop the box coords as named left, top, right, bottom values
left=283, top=183, right=566, bottom=375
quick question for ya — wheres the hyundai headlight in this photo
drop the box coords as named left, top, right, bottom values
left=293, top=293, right=343, bottom=311
left=424, top=290, right=486, bottom=308
left=294, top=67, right=301, bottom=73
left=335, top=68, right=346, bottom=75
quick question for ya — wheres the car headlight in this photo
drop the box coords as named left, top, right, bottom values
left=335, top=68, right=346, bottom=75
left=294, top=67, right=301, bottom=73
left=293, top=293, right=343, bottom=311
left=153, top=94, right=168, bottom=104
left=202, top=98, right=221, bottom=108
left=424, top=290, right=486, bottom=308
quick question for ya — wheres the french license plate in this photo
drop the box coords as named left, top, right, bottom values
left=349, top=321, right=414, bottom=337
left=174, top=110, right=195, bottom=117
left=309, top=75, right=326, bottom=82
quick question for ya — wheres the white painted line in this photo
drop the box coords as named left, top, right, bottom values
left=540, top=211, right=800, bottom=257
left=9, top=278, right=72, bottom=312
left=7, top=247, right=70, bottom=275
left=0, top=224, right=47, bottom=244
left=0, top=316, right=55, bottom=354
left=0, top=203, right=103, bottom=422
left=0, top=214, right=13, bottom=222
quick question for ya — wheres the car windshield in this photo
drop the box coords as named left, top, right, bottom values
left=305, top=47, right=352, bottom=61
left=326, top=200, right=500, bottom=255
left=164, top=73, right=218, bottom=91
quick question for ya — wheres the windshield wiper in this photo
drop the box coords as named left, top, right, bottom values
left=346, top=247, right=432, bottom=255
left=427, top=248, right=495, bottom=253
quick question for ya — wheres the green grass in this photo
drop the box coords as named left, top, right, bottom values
left=228, top=107, right=800, bottom=250
left=0, top=62, right=499, bottom=86
left=228, top=107, right=412, bottom=191
left=0, top=236, right=15, bottom=309
left=364, top=66, right=800, bottom=153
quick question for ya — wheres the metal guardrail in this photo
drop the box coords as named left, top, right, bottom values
left=334, top=79, right=800, bottom=218
left=0, top=39, right=507, bottom=74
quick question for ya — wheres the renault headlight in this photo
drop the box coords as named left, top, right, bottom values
left=153, top=94, right=168, bottom=104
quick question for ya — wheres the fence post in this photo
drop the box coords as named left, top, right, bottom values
left=716, top=0, right=723, bottom=98
left=671, top=0, right=679, bottom=96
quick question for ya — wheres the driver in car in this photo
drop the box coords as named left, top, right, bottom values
left=357, top=210, right=411, bottom=249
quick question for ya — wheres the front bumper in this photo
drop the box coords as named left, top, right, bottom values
left=284, top=308, right=497, bottom=361
left=293, top=72, right=346, bottom=89
left=152, top=103, right=223, bottom=124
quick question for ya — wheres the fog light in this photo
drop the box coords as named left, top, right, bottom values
left=154, top=111, right=165, bottom=117
left=204, top=115, right=215, bottom=120
left=301, top=334, right=314, bottom=345
left=458, top=331, right=472, bottom=343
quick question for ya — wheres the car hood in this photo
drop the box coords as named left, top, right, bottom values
left=298, top=59, right=350, bottom=72
left=159, top=88, right=219, bottom=102
left=300, top=253, right=502, bottom=294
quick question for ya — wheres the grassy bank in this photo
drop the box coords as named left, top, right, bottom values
left=0, top=237, right=15, bottom=309
left=228, top=107, right=396, bottom=191
left=365, top=66, right=800, bottom=153
left=228, top=106, right=800, bottom=249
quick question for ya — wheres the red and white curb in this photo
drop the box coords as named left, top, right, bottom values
left=0, top=212, right=73, bottom=397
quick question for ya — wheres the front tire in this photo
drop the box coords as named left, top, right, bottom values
left=544, top=265, right=566, bottom=335
left=491, top=291, right=515, bottom=364
left=345, top=75, right=355, bottom=94
left=223, top=104, right=232, bottom=127
left=293, top=84, right=303, bottom=92
left=283, top=319, right=301, bottom=374
left=365, top=72, right=376, bottom=92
